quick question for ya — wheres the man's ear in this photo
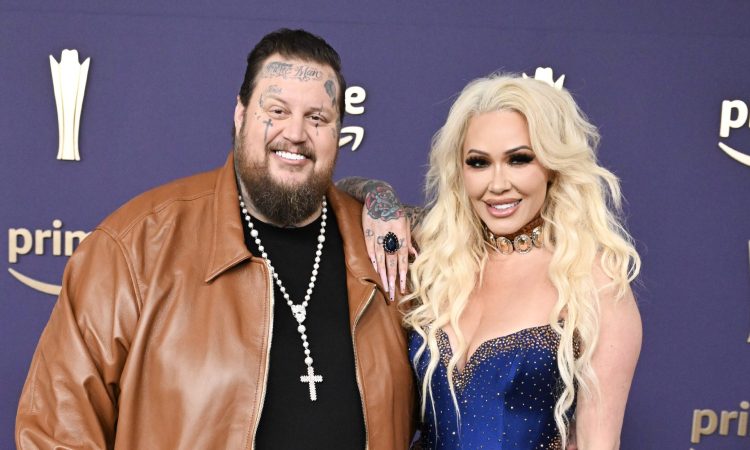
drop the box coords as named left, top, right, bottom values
left=234, top=96, right=246, bottom=136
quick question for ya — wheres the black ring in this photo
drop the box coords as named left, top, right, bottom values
left=382, top=232, right=400, bottom=254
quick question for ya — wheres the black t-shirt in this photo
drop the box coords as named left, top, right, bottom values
left=243, top=206, right=366, bottom=449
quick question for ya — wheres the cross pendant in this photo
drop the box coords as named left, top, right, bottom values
left=300, top=365, right=323, bottom=401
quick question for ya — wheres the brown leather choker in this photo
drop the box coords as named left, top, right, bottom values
left=484, top=216, right=544, bottom=255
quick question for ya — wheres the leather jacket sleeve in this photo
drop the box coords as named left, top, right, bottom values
left=16, top=229, right=140, bottom=450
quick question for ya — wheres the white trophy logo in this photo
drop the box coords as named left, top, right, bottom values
left=522, top=67, right=565, bottom=90
left=49, top=49, right=90, bottom=161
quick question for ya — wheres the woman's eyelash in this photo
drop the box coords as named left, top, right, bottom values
left=465, top=156, right=489, bottom=167
left=465, top=153, right=535, bottom=167
left=509, top=153, right=535, bottom=164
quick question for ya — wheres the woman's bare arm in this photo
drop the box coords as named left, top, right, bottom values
left=573, top=267, right=642, bottom=449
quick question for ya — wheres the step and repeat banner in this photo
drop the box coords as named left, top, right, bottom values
left=1, top=2, right=749, bottom=448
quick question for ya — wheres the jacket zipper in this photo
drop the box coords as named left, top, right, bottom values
left=250, top=260, right=274, bottom=449
left=351, top=285, right=377, bottom=450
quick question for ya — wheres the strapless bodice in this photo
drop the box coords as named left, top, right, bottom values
left=409, top=324, right=574, bottom=449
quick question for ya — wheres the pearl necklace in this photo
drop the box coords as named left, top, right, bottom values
left=239, top=194, right=327, bottom=401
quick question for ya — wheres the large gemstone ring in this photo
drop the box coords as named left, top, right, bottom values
left=382, top=232, right=400, bottom=254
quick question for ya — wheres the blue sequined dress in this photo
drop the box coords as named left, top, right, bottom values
left=409, top=324, right=575, bottom=449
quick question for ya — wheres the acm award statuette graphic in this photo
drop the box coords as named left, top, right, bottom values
left=522, top=67, right=566, bottom=90
left=5, top=51, right=92, bottom=296
left=50, top=49, right=90, bottom=161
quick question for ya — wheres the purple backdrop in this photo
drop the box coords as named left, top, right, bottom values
left=2, top=2, right=749, bottom=448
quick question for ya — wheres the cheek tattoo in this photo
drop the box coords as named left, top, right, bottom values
left=263, top=118, right=273, bottom=143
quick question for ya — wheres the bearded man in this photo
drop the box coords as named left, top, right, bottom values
left=16, top=29, right=414, bottom=449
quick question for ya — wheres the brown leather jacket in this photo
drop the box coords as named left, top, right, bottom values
left=16, top=154, right=415, bottom=449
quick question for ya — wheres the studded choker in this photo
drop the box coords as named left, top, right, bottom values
left=484, top=216, right=544, bottom=255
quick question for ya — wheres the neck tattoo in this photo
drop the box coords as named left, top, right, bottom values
left=239, top=194, right=327, bottom=401
left=484, top=216, right=544, bottom=255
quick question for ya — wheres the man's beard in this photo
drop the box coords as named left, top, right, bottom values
left=234, top=125, right=334, bottom=227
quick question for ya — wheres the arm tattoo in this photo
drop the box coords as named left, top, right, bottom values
left=404, top=206, right=426, bottom=233
left=365, top=186, right=403, bottom=221
left=335, top=177, right=424, bottom=225
left=335, top=177, right=378, bottom=203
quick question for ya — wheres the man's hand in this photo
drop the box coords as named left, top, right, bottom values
left=335, top=177, right=422, bottom=301
left=362, top=187, right=415, bottom=300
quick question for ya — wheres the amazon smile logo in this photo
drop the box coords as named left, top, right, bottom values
left=719, top=100, right=750, bottom=166
left=338, top=86, right=367, bottom=151
left=7, top=220, right=89, bottom=296
left=720, top=101, right=750, bottom=344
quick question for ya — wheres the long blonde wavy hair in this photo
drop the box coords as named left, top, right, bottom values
left=404, top=74, right=640, bottom=446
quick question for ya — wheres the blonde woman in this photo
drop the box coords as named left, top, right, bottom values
left=339, top=74, right=641, bottom=449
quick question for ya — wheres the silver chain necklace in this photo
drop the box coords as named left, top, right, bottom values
left=239, top=194, right=327, bottom=401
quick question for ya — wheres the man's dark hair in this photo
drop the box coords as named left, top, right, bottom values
left=238, top=28, right=346, bottom=117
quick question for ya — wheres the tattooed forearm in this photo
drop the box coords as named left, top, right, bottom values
left=335, top=177, right=429, bottom=229
left=336, top=178, right=404, bottom=221
left=335, top=177, right=383, bottom=203
left=365, top=185, right=404, bottom=221
left=261, top=61, right=323, bottom=82
left=404, top=206, right=426, bottom=233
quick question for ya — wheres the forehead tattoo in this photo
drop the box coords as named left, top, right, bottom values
left=262, top=61, right=293, bottom=79
left=260, top=60, right=324, bottom=82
